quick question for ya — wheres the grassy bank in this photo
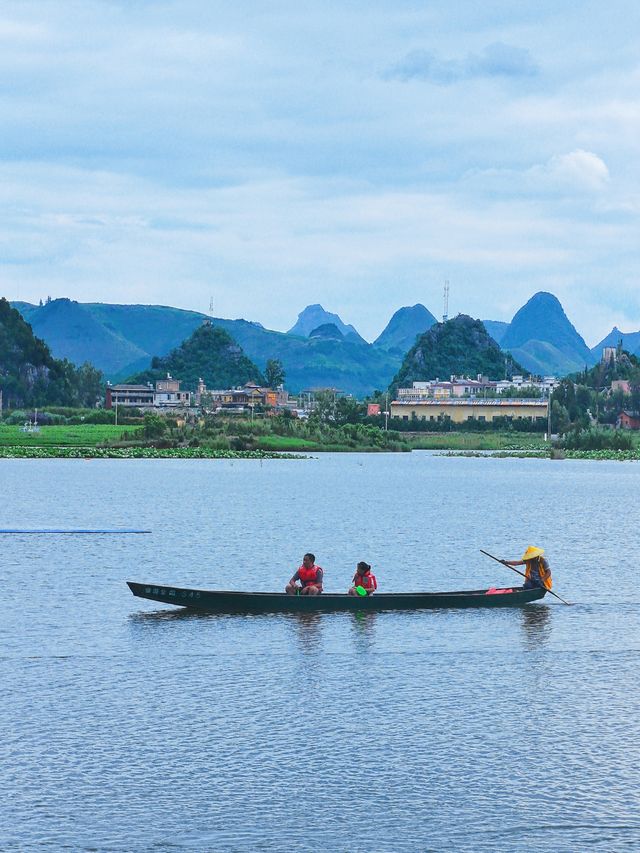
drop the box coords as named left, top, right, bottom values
left=410, top=432, right=548, bottom=451
left=0, top=424, right=143, bottom=446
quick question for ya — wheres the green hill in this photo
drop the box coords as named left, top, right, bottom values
left=0, top=298, right=102, bottom=408
left=390, top=314, right=524, bottom=394
left=127, top=323, right=265, bottom=389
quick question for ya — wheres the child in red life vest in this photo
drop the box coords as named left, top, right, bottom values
left=285, top=552, right=324, bottom=595
left=348, top=561, right=377, bottom=596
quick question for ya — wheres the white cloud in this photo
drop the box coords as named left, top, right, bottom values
left=542, top=150, right=610, bottom=191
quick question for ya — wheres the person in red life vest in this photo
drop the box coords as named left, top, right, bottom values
left=348, top=561, right=377, bottom=596
left=285, top=552, right=324, bottom=595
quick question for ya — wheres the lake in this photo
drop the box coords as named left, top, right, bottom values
left=2, top=452, right=640, bottom=851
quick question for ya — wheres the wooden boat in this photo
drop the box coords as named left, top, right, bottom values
left=126, top=581, right=546, bottom=613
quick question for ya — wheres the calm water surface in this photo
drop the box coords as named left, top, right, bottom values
left=2, top=453, right=640, bottom=851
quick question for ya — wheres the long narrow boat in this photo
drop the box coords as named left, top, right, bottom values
left=127, top=581, right=546, bottom=613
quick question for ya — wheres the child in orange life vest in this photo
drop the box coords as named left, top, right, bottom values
left=285, top=552, right=324, bottom=595
left=348, top=561, right=377, bottom=596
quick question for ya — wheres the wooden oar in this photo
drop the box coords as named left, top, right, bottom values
left=479, top=549, right=572, bottom=606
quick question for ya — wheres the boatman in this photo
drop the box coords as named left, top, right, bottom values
left=285, top=553, right=324, bottom=595
left=505, top=546, right=552, bottom=590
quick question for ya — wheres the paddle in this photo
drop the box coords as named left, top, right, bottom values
left=479, top=549, right=572, bottom=606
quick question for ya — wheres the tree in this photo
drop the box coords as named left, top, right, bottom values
left=265, top=358, right=285, bottom=389
left=143, top=412, right=167, bottom=439
left=310, top=389, right=337, bottom=423
left=550, top=400, right=570, bottom=434
left=335, top=396, right=365, bottom=425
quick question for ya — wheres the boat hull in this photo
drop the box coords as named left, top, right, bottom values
left=126, top=581, right=546, bottom=613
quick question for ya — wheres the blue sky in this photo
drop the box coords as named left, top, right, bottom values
left=1, top=0, right=639, bottom=344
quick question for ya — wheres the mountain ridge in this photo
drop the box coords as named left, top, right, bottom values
left=500, top=291, right=595, bottom=375
left=374, top=304, right=437, bottom=354
left=287, top=304, right=365, bottom=343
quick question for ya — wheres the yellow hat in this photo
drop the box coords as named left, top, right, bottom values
left=522, top=546, right=544, bottom=561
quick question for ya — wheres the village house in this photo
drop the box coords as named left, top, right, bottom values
left=396, top=374, right=557, bottom=403
left=105, top=375, right=191, bottom=411
left=611, top=379, right=631, bottom=395
left=617, top=410, right=640, bottom=430
left=194, top=380, right=289, bottom=414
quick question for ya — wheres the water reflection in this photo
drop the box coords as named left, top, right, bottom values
left=349, top=610, right=377, bottom=651
left=287, top=611, right=323, bottom=649
left=519, top=605, right=552, bottom=649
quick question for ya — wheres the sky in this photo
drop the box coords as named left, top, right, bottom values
left=1, top=0, right=639, bottom=345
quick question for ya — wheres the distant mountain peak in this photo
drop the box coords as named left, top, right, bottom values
left=501, top=292, right=590, bottom=353
left=309, top=323, right=344, bottom=340
left=591, top=325, right=640, bottom=359
left=374, top=304, right=437, bottom=354
left=288, top=304, right=364, bottom=342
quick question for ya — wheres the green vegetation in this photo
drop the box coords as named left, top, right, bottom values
left=559, top=428, right=634, bottom=452
left=389, top=314, right=525, bottom=396
left=128, top=323, right=265, bottom=390
left=550, top=347, right=640, bottom=432
left=265, top=358, right=285, bottom=388
left=0, top=406, right=409, bottom=454
left=194, top=414, right=410, bottom=452
left=0, top=298, right=103, bottom=408
left=0, top=446, right=299, bottom=459
left=386, top=415, right=547, bottom=433
left=410, top=432, right=548, bottom=451
left=0, top=424, right=142, bottom=446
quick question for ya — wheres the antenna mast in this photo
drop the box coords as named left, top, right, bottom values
left=209, top=297, right=214, bottom=317
left=442, top=281, right=449, bottom=322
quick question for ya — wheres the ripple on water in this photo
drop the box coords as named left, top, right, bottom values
left=2, top=454, right=640, bottom=851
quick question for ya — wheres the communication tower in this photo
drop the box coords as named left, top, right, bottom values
left=209, top=297, right=214, bottom=316
left=442, top=281, right=449, bottom=322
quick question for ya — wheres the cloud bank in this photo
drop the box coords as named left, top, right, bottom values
left=0, top=0, right=638, bottom=344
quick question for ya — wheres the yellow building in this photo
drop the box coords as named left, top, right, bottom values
left=390, top=398, right=548, bottom=424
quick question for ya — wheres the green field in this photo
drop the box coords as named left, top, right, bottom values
left=0, top=424, right=143, bottom=447
left=409, top=432, right=549, bottom=451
